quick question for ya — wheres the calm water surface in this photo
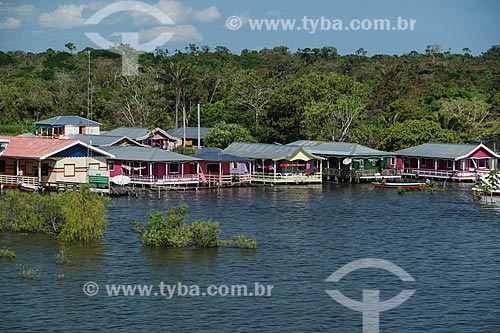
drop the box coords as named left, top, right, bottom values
left=1, top=183, right=499, bottom=332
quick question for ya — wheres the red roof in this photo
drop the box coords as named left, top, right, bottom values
left=0, top=136, right=79, bottom=159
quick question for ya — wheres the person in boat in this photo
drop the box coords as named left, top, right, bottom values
left=381, top=177, right=387, bottom=185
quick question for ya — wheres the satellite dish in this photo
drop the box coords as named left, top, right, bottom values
left=111, top=175, right=131, bottom=185
left=343, top=158, right=352, bottom=165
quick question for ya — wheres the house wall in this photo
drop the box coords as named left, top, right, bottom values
left=470, top=147, right=492, bottom=159
left=64, top=125, right=100, bottom=135
left=49, top=157, right=107, bottom=183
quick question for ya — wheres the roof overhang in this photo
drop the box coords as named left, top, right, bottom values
left=455, top=143, right=500, bottom=160
left=41, top=140, right=115, bottom=160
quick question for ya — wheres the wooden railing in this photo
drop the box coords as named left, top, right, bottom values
left=0, top=175, right=39, bottom=186
left=323, top=168, right=400, bottom=178
left=251, top=172, right=322, bottom=183
left=402, top=169, right=478, bottom=179
left=129, top=174, right=200, bottom=185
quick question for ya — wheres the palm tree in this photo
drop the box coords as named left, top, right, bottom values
left=164, top=62, right=191, bottom=128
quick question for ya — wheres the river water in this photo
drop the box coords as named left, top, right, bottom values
left=1, top=183, right=499, bottom=332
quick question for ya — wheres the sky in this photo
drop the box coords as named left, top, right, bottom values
left=0, top=0, right=499, bottom=55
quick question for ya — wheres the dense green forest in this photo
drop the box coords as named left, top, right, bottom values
left=0, top=44, right=499, bottom=151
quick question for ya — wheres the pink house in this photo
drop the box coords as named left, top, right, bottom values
left=100, top=146, right=200, bottom=186
left=392, top=143, right=500, bottom=181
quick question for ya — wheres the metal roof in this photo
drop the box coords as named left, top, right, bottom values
left=100, top=146, right=200, bottom=162
left=289, top=140, right=393, bottom=157
left=192, top=147, right=250, bottom=162
left=0, top=136, right=113, bottom=159
left=66, top=134, right=144, bottom=147
left=167, top=127, right=211, bottom=140
left=223, top=142, right=324, bottom=161
left=394, top=143, right=500, bottom=160
left=101, top=127, right=151, bottom=139
left=35, top=116, right=101, bottom=127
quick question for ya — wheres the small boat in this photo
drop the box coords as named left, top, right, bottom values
left=373, top=182, right=427, bottom=189
left=19, top=182, right=40, bottom=192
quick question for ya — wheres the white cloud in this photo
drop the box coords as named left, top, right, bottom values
left=192, top=6, right=220, bottom=22
left=132, top=0, right=220, bottom=25
left=0, top=16, right=21, bottom=29
left=13, top=4, right=36, bottom=16
left=138, top=24, right=202, bottom=43
left=38, top=4, right=87, bottom=29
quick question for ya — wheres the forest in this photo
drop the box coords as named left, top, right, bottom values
left=0, top=44, right=499, bottom=151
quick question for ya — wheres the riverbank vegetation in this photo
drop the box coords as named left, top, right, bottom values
left=0, top=189, right=109, bottom=242
left=0, top=45, right=499, bottom=149
left=134, top=204, right=257, bottom=249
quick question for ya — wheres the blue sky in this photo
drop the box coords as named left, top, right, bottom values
left=0, top=0, right=498, bottom=55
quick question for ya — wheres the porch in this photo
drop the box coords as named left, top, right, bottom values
left=401, top=168, right=484, bottom=181
left=323, top=168, right=402, bottom=181
left=251, top=172, right=322, bottom=184
left=0, top=175, right=40, bottom=187
left=128, top=174, right=200, bottom=186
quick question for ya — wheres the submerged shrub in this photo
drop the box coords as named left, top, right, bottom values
left=135, top=204, right=257, bottom=249
left=0, top=188, right=109, bottom=242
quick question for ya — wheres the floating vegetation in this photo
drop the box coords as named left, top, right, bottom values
left=0, top=249, right=16, bottom=259
left=54, top=246, right=72, bottom=265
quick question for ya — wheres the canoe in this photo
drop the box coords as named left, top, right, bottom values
left=373, top=182, right=427, bottom=189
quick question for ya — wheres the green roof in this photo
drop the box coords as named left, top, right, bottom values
left=289, top=140, right=393, bottom=157
left=223, top=142, right=324, bottom=161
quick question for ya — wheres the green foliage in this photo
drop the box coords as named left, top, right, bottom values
left=204, top=122, right=257, bottom=149
left=189, top=220, right=220, bottom=248
left=135, top=204, right=257, bottom=249
left=378, top=119, right=462, bottom=151
left=0, top=249, right=16, bottom=259
left=219, top=234, right=258, bottom=249
left=0, top=45, right=499, bottom=146
left=0, top=189, right=109, bottom=242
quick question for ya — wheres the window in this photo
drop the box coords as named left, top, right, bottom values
left=232, top=162, right=238, bottom=169
left=89, top=163, right=99, bottom=170
left=64, top=164, right=75, bottom=177
left=388, top=157, right=394, bottom=166
left=108, top=161, right=114, bottom=171
left=169, top=163, right=179, bottom=173
left=41, top=163, right=49, bottom=176
left=404, top=158, right=410, bottom=168
left=0, top=160, right=5, bottom=173
left=420, top=158, right=426, bottom=167
left=477, top=159, right=486, bottom=168
left=207, top=164, right=220, bottom=173
left=447, top=160, right=453, bottom=169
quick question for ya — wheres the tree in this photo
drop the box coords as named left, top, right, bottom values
left=301, top=95, right=365, bottom=142
left=438, top=97, right=494, bottom=140
left=163, top=62, right=191, bottom=128
left=204, top=122, right=256, bottom=149
left=64, top=42, right=76, bottom=53
left=378, top=119, right=461, bottom=151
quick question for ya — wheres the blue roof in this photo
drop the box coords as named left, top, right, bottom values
left=192, top=147, right=249, bottom=161
left=167, top=127, right=211, bottom=140
left=36, top=116, right=100, bottom=127
left=100, top=146, right=200, bottom=162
